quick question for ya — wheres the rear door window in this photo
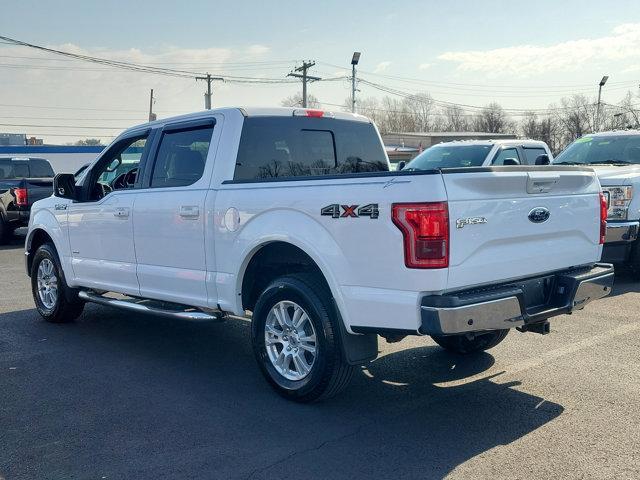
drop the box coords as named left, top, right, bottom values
left=29, top=158, right=54, bottom=177
left=492, top=147, right=521, bottom=165
left=522, top=147, right=547, bottom=165
left=150, top=126, right=214, bottom=188
left=0, top=159, right=29, bottom=179
left=233, top=117, right=388, bottom=180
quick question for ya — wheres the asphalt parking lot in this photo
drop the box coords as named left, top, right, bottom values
left=1, top=237, right=639, bottom=480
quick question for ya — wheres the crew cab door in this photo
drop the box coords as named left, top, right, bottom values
left=132, top=118, right=218, bottom=307
left=67, top=131, right=151, bottom=295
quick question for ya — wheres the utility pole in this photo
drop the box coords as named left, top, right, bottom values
left=196, top=73, right=224, bottom=110
left=351, top=52, right=361, bottom=113
left=148, top=89, right=156, bottom=122
left=287, top=61, right=321, bottom=107
left=596, top=75, right=609, bottom=131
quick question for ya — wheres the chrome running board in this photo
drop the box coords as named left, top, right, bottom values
left=78, top=290, right=224, bottom=322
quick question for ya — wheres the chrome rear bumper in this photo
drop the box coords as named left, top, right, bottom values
left=604, top=221, right=638, bottom=244
left=420, top=264, right=614, bottom=336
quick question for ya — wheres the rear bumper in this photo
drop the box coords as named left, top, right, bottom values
left=420, top=264, right=614, bottom=336
left=5, top=209, right=30, bottom=226
left=604, top=220, right=638, bottom=244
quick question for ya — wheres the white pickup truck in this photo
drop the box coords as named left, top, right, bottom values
left=25, top=107, right=614, bottom=402
left=397, top=139, right=553, bottom=171
left=553, top=130, right=640, bottom=274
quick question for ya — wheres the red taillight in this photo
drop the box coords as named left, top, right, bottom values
left=599, top=191, right=607, bottom=244
left=392, top=202, right=449, bottom=268
left=14, top=187, right=28, bottom=207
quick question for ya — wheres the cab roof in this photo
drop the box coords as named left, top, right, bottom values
left=431, top=138, right=549, bottom=148
left=125, top=107, right=371, bottom=135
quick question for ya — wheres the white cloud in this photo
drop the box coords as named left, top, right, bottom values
left=374, top=61, right=391, bottom=73
left=418, top=63, right=431, bottom=70
left=0, top=42, right=291, bottom=144
left=438, top=23, right=640, bottom=76
left=246, top=44, right=270, bottom=56
left=622, top=64, right=640, bottom=73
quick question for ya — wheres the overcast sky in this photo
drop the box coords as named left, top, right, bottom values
left=1, top=0, right=640, bottom=144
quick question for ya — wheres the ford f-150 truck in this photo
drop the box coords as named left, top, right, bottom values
left=0, top=157, right=54, bottom=243
left=553, top=130, right=640, bottom=275
left=397, top=139, right=552, bottom=171
left=25, top=107, right=614, bottom=402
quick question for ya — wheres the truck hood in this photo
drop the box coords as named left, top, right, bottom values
left=590, top=165, right=640, bottom=186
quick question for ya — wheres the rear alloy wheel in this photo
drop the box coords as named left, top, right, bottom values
left=264, top=300, right=318, bottom=381
left=252, top=274, right=354, bottom=402
left=31, top=243, right=85, bottom=323
left=430, top=329, right=509, bottom=354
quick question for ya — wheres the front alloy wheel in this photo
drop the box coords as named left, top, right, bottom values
left=31, top=243, right=84, bottom=323
left=36, top=258, right=58, bottom=310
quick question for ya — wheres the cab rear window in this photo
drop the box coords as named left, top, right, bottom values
left=233, top=117, right=388, bottom=180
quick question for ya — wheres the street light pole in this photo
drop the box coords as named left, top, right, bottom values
left=596, top=75, right=609, bottom=132
left=351, top=52, right=361, bottom=113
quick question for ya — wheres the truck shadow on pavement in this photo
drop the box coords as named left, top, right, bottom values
left=0, top=305, right=564, bottom=480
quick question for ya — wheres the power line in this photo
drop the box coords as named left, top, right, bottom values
left=0, top=35, right=315, bottom=84
left=287, top=61, right=321, bottom=107
left=318, top=61, right=640, bottom=91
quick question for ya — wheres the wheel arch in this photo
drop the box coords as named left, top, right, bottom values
left=26, top=209, right=71, bottom=280
left=240, top=241, right=330, bottom=312
left=238, top=239, right=378, bottom=365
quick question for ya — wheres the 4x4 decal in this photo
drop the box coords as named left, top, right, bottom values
left=321, top=203, right=379, bottom=219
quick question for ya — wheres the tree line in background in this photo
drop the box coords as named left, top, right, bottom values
left=283, top=90, right=640, bottom=154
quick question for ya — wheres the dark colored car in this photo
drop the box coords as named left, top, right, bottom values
left=0, top=157, right=54, bottom=243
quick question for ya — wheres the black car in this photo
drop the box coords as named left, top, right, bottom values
left=0, top=157, right=54, bottom=244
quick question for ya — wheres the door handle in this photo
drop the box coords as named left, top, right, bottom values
left=113, top=207, right=130, bottom=218
left=179, top=205, right=200, bottom=218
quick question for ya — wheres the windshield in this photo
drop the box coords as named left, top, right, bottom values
left=404, top=144, right=492, bottom=170
left=554, top=134, right=640, bottom=165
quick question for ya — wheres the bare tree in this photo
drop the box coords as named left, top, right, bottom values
left=402, top=92, right=436, bottom=132
left=519, top=111, right=562, bottom=153
left=281, top=93, right=320, bottom=108
left=441, top=105, right=470, bottom=132
left=553, top=94, right=596, bottom=145
left=473, top=102, right=513, bottom=133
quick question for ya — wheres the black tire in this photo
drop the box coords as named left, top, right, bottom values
left=0, top=216, right=10, bottom=245
left=251, top=273, right=355, bottom=403
left=431, top=329, right=509, bottom=354
left=30, top=243, right=85, bottom=323
left=628, top=239, right=640, bottom=280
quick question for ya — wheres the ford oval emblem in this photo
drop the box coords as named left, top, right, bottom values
left=528, top=207, right=550, bottom=223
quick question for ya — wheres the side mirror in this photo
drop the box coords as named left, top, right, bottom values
left=535, top=154, right=551, bottom=165
left=503, top=158, right=521, bottom=166
left=397, top=161, right=406, bottom=171
left=53, top=173, right=78, bottom=200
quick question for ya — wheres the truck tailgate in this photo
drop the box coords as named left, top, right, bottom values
left=442, top=168, right=602, bottom=291
left=24, top=178, right=53, bottom=205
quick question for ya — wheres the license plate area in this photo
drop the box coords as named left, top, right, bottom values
left=516, top=275, right=556, bottom=311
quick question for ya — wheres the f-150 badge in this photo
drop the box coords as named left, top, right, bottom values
left=321, top=204, right=379, bottom=219
left=456, top=216, right=487, bottom=229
